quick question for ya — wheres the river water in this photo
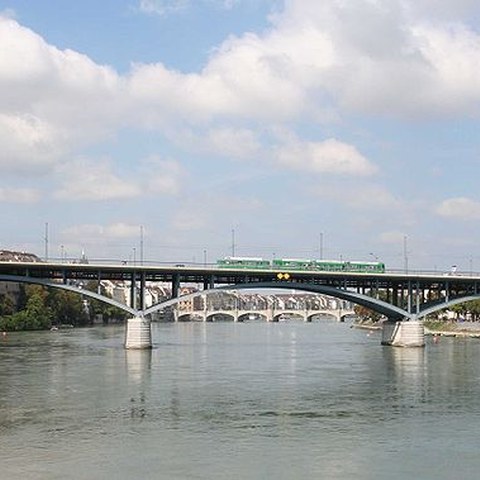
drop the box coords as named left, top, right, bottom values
left=1, top=320, right=480, bottom=479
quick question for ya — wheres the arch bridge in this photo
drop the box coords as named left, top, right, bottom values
left=174, top=307, right=353, bottom=323
left=1, top=260, right=479, bottom=348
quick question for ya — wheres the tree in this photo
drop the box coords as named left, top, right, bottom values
left=0, top=294, right=16, bottom=316
left=23, top=291, right=53, bottom=329
left=0, top=281, right=129, bottom=331
left=450, top=300, right=480, bottom=321
left=354, top=304, right=383, bottom=323
left=47, top=290, right=89, bottom=327
left=0, top=290, right=53, bottom=331
left=84, top=281, right=129, bottom=324
left=354, top=288, right=389, bottom=323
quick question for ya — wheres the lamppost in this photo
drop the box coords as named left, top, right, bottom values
left=403, top=235, right=409, bottom=274
left=44, top=222, right=49, bottom=261
left=140, top=225, right=144, bottom=265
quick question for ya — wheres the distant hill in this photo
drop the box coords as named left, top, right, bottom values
left=0, top=250, right=41, bottom=262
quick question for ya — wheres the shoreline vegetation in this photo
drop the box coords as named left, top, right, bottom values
left=0, top=283, right=128, bottom=332
left=352, top=319, right=480, bottom=338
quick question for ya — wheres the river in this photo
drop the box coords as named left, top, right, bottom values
left=1, top=320, right=480, bottom=479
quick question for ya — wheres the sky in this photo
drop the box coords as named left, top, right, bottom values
left=1, top=0, right=480, bottom=272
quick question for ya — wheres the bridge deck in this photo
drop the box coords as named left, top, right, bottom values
left=0, top=260, right=477, bottom=288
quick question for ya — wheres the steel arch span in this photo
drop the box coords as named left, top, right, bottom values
left=419, top=295, right=480, bottom=320
left=143, top=282, right=410, bottom=321
left=0, top=274, right=138, bottom=316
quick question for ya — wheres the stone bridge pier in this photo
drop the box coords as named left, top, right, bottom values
left=125, top=316, right=152, bottom=349
left=381, top=320, right=425, bottom=347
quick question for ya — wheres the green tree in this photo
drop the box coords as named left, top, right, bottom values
left=2, top=290, right=53, bottom=331
left=353, top=288, right=389, bottom=323
left=85, top=281, right=129, bottom=324
left=354, top=304, right=383, bottom=323
left=47, top=290, right=89, bottom=327
left=450, top=300, right=480, bottom=321
left=26, top=291, right=53, bottom=329
left=0, top=294, right=16, bottom=316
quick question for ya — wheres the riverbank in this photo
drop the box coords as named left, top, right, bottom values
left=351, top=320, right=382, bottom=331
left=353, top=320, right=480, bottom=338
left=423, top=320, right=480, bottom=338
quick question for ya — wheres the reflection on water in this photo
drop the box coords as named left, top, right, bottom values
left=1, top=323, right=480, bottom=479
left=126, top=350, right=152, bottom=420
left=125, top=349, right=152, bottom=384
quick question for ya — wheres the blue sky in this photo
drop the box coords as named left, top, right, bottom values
left=1, top=0, right=480, bottom=271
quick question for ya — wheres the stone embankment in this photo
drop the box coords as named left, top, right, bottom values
left=351, top=320, right=382, bottom=331
left=353, top=320, right=480, bottom=338
left=423, top=321, right=480, bottom=338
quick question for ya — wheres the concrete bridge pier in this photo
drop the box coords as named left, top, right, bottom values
left=124, top=316, right=152, bottom=349
left=381, top=319, right=425, bottom=347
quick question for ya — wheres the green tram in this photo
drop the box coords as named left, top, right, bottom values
left=216, top=256, right=385, bottom=273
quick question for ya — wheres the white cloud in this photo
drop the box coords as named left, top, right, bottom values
left=0, top=8, right=16, bottom=19
left=0, top=187, right=39, bottom=203
left=2, top=0, right=480, bottom=214
left=379, top=231, right=407, bottom=245
left=127, top=31, right=310, bottom=124
left=313, top=182, right=401, bottom=210
left=411, top=23, right=480, bottom=114
left=405, top=0, right=480, bottom=20
left=267, top=0, right=480, bottom=118
left=54, top=158, right=141, bottom=201
left=128, top=0, right=480, bottom=125
left=138, top=0, right=253, bottom=15
left=171, top=192, right=263, bottom=231
left=138, top=0, right=188, bottom=16
left=0, top=16, right=125, bottom=173
left=168, top=127, right=262, bottom=159
left=172, top=209, right=209, bottom=231
left=0, top=113, right=66, bottom=173
left=142, top=156, right=185, bottom=195
left=105, top=223, right=144, bottom=238
left=219, top=0, right=240, bottom=9
left=3, top=0, right=480, bottom=180
left=62, top=222, right=142, bottom=239
left=436, top=197, right=480, bottom=220
left=53, top=155, right=186, bottom=201
left=275, top=138, right=376, bottom=176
